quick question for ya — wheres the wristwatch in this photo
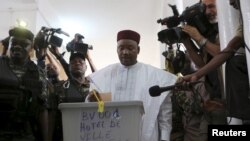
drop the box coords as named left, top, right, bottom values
left=199, top=38, right=208, bottom=50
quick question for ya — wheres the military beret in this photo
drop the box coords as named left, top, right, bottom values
left=9, top=27, right=34, bottom=41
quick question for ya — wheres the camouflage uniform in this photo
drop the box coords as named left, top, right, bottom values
left=170, top=78, right=210, bottom=141
left=0, top=56, right=48, bottom=141
left=170, top=76, right=227, bottom=141
left=51, top=78, right=89, bottom=141
left=55, top=79, right=89, bottom=103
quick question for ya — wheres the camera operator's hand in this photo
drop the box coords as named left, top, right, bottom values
left=174, top=76, right=199, bottom=91
left=49, top=45, right=61, bottom=56
left=181, top=73, right=199, bottom=84
left=182, top=25, right=204, bottom=43
left=34, top=31, right=48, bottom=50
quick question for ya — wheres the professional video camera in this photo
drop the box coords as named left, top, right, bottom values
left=66, top=33, right=93, bottom=56
left=157, top=2, right=212, bottom=45
left=34, top=26, right=69, bottom=49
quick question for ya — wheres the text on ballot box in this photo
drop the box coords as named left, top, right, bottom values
left=59, top=101, right=144, bottom=141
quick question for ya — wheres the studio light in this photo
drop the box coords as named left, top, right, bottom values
left=16, top=19, right=27, bottom=28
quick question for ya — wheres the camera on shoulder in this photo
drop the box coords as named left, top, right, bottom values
left=157, top=2, right=212, bottom=45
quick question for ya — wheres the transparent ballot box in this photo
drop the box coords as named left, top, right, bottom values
left=59, top=101, right=144, bottom=141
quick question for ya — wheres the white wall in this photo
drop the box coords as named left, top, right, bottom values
left=0, top=0, right=60, bottom=39
left=47, top=0, right=165, bottom=71
left=0, top=2, right=37, bottom=38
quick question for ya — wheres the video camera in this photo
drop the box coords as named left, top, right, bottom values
left=66, top=33, right=93, bottom=56
left=34, top=26, right=69, bottom=49
left=157, top=2, right=212, bottom=45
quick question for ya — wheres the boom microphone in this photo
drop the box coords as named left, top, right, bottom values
left=149, top=81, right=202, bottom=97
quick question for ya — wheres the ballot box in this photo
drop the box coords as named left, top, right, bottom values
left=59, top=101, right=144, bottom=141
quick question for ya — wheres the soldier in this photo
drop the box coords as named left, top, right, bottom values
left=48, top=51, right=90, bottom=141
left=0, top=27, right=49, bottom=141
left=55, top=52, right=90, bottom=103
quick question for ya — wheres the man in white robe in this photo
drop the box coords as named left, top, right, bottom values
left=88, top=29, right=177, bottom=141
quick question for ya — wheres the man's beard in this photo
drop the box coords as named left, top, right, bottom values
left=209, top=18, right=218, bottom=24
left=207, top=14, right=218, bottom=24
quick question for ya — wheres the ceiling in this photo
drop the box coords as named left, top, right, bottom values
left=0, top=0, right=36, bottom=11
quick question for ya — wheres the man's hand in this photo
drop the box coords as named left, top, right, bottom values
left=182, top=25, right=203, bottom=42
left=175, top=73, right=199, bottom=91
left=203, top=100, right=225, bottom=112
left=174, top=75, right=199, bottom=91
left=183, top=73, right=198, bottom=82
left=88, top=90, right=102, bottom=102
left=49, top=46, right=60, bottom=56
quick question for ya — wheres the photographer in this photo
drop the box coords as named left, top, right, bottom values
left=47, top=33, right=96, bottom=141
left=47, top=33, right=95, bottom=103
left=50, top=33, right=96, bottom=77
left=182, top=0, right=250, bottom=125
left=182, top=0, right=220, bottom=64
left=181, top=0, right=226, bottom=122
left=66, top=33, right=96, bottom=73
left=49, top=51, right=90, bottom=141
left=161, top=1, right=226, bottom=141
